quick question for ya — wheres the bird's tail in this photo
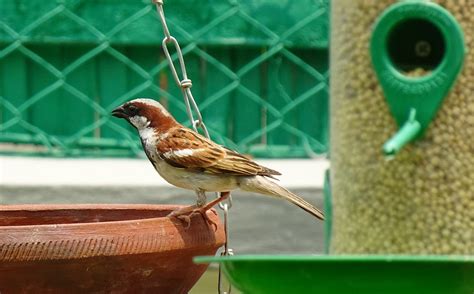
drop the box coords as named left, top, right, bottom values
left=238, top=176, right=325, bottom=220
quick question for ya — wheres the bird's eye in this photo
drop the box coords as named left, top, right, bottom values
left=127, top=105, right=139, bottom=116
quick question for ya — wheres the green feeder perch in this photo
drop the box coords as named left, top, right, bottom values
left=370, top=0, right=465, bottom=156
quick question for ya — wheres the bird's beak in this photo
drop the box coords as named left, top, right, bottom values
left=111, top=106, right=127, bottom=119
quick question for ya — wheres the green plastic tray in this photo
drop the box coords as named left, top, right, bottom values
left=195, top=255, right=474, bottom=294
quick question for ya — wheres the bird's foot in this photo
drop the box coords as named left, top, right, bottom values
left=167, top=205, right=218, bottom=230
left=167, top=192, right=230, bottom=230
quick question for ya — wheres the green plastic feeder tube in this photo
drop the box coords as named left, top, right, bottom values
left=370, top=1, right=465, bottom=156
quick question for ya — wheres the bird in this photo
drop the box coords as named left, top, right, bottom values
left=112, top=98, right=324, bottom=227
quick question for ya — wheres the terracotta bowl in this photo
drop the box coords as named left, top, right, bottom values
left=0, top=204, right=225, bottom=293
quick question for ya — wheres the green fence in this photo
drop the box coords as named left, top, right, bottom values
left=0, top=0, right=329, bottom=158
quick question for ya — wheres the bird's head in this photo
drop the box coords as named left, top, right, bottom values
left=111, top=98, right=176, bottom=132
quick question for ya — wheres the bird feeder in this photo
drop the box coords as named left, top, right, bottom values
left=330, top=0, right=472, bottom=254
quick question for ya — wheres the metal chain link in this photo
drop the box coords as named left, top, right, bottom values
left=153, top=0, right=210, bottom=138
left=152, top=1, right=233, bottom=293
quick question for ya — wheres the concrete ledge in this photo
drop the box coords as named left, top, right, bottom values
left=0, top=156, right=329, bottom=188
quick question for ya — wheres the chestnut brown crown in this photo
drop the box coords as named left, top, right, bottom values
left=111, top=98, right=177, bottom=132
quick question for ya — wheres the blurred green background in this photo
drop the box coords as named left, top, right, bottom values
left=0, top=0, right=329, bottom=158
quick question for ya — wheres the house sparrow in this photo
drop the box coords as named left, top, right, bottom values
left=112, top=98, right=324, bottom=227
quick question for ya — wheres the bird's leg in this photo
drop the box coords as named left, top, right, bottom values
left=197, top=191, right=230, bottom=212
left=196, top=189, right=207, bottom=207
left=167, top=191, right=230, bottom=230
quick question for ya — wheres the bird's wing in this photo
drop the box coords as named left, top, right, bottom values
left=206, top=147, right=281, bottom=177
left=157, top=127, right=226, bottom=168
left=157, top=127, right=281, bottom=177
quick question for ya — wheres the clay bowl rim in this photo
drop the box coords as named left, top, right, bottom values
left=0, top=203, right=224, bottom=267
left=0, top=203, right=218, bottom=229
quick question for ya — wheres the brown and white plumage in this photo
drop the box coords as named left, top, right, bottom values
left=158, top=127, right=280, bottom=178
left=112, top=98, right=324, bottom=221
